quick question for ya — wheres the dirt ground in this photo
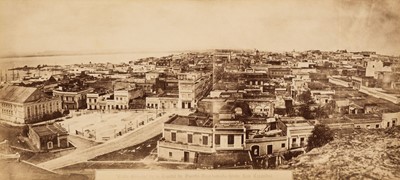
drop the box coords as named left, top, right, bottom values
left=90, top=134, right=161, bottom=161
left=281, top=127, right=400, bottom=180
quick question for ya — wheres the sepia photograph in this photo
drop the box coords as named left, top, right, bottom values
left=0, top=0, right=399, bottom=179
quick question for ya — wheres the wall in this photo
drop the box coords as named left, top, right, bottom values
left=28, top=127, right=41, bottom=149
left=246, top=137, right=287, bottom=156
left=157, top=146, right=196, bottom=162
left=382, top=112, right=400, bottom=128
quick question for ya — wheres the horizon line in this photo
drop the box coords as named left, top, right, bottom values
left=1, top=48, right=399, bottom=59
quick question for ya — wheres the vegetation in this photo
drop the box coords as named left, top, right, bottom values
left=307, top=124, right=334, bottom=151
left=42, top=111, right=63, bottom=121
left=298, top=90, right=313, bottom=104
left=63, top=109, right=70, bottom=115
left=298, top=104, right=313, bottom=119
left=314, top=101, right=336, bottom=119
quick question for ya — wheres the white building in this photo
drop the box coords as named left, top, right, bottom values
left=0, top=86, right=62, bottom=124
left=87, top=90, right=130, bottom=110
left=366, top=60, right=392, bottom=78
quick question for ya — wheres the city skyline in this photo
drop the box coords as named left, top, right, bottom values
left=1, top=0, right=400, bottom=57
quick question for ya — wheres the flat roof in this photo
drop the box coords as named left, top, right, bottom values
left=286, top=122, right=313, bottom=127
left=167, top=115, right=213, bottom=127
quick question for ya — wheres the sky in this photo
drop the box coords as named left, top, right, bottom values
left=0, top=0, right=399, bottom=57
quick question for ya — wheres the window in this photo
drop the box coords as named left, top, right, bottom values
left=281, top=143, right=285, bottom=148
left=228, top=135, right=234, bottom=145
left=47, top=141, right=53, bottom=149
left=171, top=132, right=176, bottom=141
left=215, top=134, right=220, bottom=145
left=202, top=136, right=208, bottom=145
left=376, top=124, right=380, bottom=128
left=187, top=134, right=193, bottom=143
left=300, top=137, right=305, bottom=143
left=292, top=138, right=296, bottom=143
left=169, top=152, right=172, bottom=157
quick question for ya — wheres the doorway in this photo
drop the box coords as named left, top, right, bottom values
left=184, top=151, right=190, bottom=162
left=251, top=145, right=260, bottom=156
left=267, top=145, right=273, bottom=154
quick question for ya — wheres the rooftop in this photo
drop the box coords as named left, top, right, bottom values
left=286, top=122, right=313, bottom=128
left=167, top=115, right=213, bottom=127
left=30, top=123, right=68, bottom=137
left=0, top=86, right=38, bottom=103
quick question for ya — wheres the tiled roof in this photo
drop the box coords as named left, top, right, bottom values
left=0, top=86, right=37, bottom=103
left=31, top=124, right=68, bottom=137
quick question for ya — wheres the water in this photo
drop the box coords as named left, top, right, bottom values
left=0, top=52, right=175, bottom=82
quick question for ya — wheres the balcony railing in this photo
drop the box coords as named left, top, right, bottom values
left=158, top=140, right=213, bottom=153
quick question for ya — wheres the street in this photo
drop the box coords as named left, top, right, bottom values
left=38, top=109, right=190, bottom=170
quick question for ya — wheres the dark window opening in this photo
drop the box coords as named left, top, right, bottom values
left=228, top=135, right=234, bottom=145
left=215, top=134, right=220, bottom=145
left=171, top=132, right=176, bottom=141
left=202, top=136, right=208, bottom=145
left=187, top=134, right=193, bottom=143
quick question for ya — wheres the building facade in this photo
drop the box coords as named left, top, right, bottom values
left=28, top=123, right=69, bottom=151
left=53, top=88, right=92, bottom=110
left=0, top=86, right=62, bottom=124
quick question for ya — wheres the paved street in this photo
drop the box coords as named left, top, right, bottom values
left=38, top=110, right=190, bottom=170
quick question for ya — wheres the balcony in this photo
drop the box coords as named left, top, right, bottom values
left=215, top=144, right=245, bottom=151
left=158, top=140, right=213, bottom=153
left=291, top=142, right=306, bottom=149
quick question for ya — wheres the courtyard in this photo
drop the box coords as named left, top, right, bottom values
left=60, top=110, right=159, bottom=142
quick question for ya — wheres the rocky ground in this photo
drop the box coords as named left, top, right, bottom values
left=281, top=127, right=400, bottom=180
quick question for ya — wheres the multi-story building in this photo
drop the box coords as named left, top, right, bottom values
left=310, top=90, right=335, bottom=105
left=0, top=86, right=62, bottom=124
left=146, top=94, right=179, bottom=110
left=366, top=60, right=392, bottom=78
left=245, top=119, right=288, bottom=167
left=158, top=115, right=215, bottom=162
left=53, top=88, right=92, bottom=110
left=279, top=117, right=314, bottom=149
left=268, top=67, right=291, bottom=78
left=178, top=72, right=212, bottom=109
left=158, top=107, right=315, bottom=166
left=86, top=90, right=131, bottom=110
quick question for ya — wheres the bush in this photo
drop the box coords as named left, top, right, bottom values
left=307, top=124, right=334, bottom=151
left=63, top=109, right=70, bottom=115
left=42, top=114, right=52, bottom=121
left=22, top=125, right=29, bottom=137
left=52, top=111, right=63, bottom=118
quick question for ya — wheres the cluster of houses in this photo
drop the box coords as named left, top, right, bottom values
left=154, top=51, right=400, bottom=167
left=0, top=49, right=399, bottom=165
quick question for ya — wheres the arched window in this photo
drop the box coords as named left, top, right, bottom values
left=47, top=141, right=53, bottom=149
left=251, top=145, right=260, bottom=156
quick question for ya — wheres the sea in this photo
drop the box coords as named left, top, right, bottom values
left=0, top=52, right=175, bottom=82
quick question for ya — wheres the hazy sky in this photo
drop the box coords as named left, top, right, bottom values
left=0, top=0, right=399, bottom=56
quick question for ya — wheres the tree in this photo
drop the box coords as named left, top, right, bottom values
left=307, top=124, right=334, bottom=151
left=314, top=106, right=329, bottom=119
left=299, top=104, right=313, bottom=119
left=315, top=101, right=336, bottom=119
left=298, top=90, right=313, bottom=104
